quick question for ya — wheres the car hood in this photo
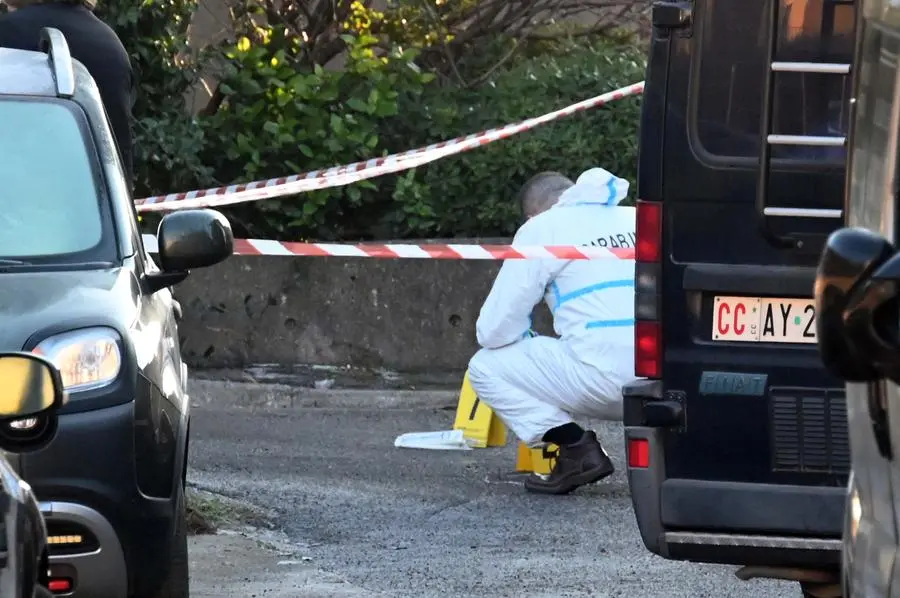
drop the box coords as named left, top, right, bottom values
left=0, top=268, right=138, bottom=350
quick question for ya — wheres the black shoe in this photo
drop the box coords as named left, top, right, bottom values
left=523, top=431, right=615, bottom=495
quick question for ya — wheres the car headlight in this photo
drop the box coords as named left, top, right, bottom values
left=32, top=328, right=122, bottom=392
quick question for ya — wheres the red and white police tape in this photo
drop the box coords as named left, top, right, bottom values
left=135, top=80, right=645, bottom=212
left=140, top=234, right=635, bottom=260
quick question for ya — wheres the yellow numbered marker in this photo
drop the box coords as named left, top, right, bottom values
left=515, top=442, right=558, bottom=475
left=452, top=371, right=507, bottom=448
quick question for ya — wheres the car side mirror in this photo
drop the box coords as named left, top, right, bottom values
left=843, top=249, right=900, bottom=385
left=143, top=209, right=234, bottom=294
left=0, top=352, right=65, bottom=453
left=814, top=227, right=894, bottom=382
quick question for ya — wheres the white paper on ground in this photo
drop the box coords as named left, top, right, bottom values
left=393, top=429, right=473, bottom=451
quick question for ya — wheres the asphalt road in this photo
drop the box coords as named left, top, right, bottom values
left=188, top=402, right=800, bottom=598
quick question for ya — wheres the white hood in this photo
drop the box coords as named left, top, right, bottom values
left=556, top=167, right=630, bottom=207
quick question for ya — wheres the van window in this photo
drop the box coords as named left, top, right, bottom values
left=0, top=99, right=103, bottom=258
left=694, top=0, right=855, bottom=162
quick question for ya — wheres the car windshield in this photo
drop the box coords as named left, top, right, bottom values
left=0, top=99, right=104, bottom=260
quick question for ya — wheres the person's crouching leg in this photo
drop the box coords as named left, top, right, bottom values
left=467, top=345, right=565, bottom=446
left=467, top=342, right=614, bottom=495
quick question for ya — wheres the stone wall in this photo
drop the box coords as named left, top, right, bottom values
left=176, top=247, right=554, bottom=371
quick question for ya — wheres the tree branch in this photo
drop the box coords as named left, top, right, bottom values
left=524, top=22, right=618, bottom=41
left=465, top=38, right=523, bottom=88
left=418, top=0, right=467, bottom=86
left=199, top=82, right=225, bottom=117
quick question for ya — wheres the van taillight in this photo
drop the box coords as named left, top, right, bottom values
left=636, top=200, right=662, bottom=263
left=635, top=200, right=663, bottom=379
left=628, top=438, right=650, bottom=468
left=635, top=321, right=661, bottom=378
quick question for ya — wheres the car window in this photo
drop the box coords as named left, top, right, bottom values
left=693, top=0, right=855, bottom=163
left=0, top=99, right=103, bottom=258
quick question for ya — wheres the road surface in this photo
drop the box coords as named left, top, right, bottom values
left=188, top=399, right=800, bottom=597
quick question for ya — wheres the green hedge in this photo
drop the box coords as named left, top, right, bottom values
left=380, top=37, right=646, bottom=238
left=97, top=0, right=645, bottom=240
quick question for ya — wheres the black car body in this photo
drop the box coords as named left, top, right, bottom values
left=1, top=447, right=50, bottom=598
left=0, top=351, right=71, bottom=598
left=625, top=0, right=855, bottom=591
left=814, top=1, right=900, bottom=596
left=0, top=29, right=233, bottom=597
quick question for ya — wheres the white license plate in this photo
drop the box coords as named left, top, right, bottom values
left=712, top=296, right=817, bottom=344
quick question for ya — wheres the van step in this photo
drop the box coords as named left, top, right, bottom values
left=771, top=62, right=851, bottom=74
left=767, top=134, right=846, bottom=147
left=664, top=532, right=841, bottom=551
left=763, top=207, right=843, bottom=219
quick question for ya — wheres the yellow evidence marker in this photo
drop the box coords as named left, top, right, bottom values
left=452, top=370, right=507, bottom=448
left=515, top=442, right=559, bottom=475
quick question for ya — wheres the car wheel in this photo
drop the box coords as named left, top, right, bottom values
left=141, top=485, right=188, bottom=598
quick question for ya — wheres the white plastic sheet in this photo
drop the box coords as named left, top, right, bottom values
left=393, top=429, right=474, bottom=451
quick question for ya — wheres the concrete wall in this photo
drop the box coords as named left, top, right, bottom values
left=175, top=246, right=554, bottom=371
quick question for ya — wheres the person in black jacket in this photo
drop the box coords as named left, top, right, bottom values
left=0, top=0, right=136, bottom=191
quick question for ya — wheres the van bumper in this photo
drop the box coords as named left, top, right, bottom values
left=624, top=381, right=844, bottom=568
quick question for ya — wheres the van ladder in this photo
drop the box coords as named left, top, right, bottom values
left=756, top=0, right=855, bottom=249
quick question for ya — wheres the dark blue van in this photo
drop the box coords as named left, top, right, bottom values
left=624, top=0, right=856, bottom=595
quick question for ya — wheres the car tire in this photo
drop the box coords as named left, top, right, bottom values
left=140, top=485, right=188, bottom=598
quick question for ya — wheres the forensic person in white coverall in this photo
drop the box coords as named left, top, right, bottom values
left=468, top=168, right=637, bottom=495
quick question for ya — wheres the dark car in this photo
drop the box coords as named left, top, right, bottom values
left=815, top=1, right=900, bottom=596
left=625, top=0, right=856, bottom=596
left=0, top=351, right=69, bottom=598
left=0, top=29, right=234, bottom=597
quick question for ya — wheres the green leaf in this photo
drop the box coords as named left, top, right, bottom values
left=329, top=113, right=344, bottom=133
left=373, top=102, right=398, bottom=117
left=346, top=97, right=370, bottom=113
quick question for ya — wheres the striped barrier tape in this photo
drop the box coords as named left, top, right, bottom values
left=135, top=80, right=645, bottom=212
left=141, top=234, right=634, bottom=260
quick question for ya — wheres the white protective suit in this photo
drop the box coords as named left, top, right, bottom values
left=467, top=168, right=638, bottom=446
